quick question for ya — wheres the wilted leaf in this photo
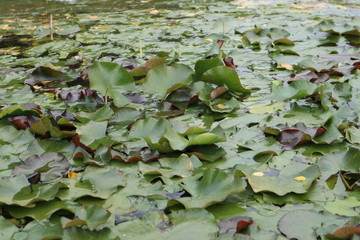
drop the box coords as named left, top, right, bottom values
left=25, top=66, right=68, bottom=87
left=326, top=226, right=360, bottom=239
left=219, top=216, right=253, bottom=236
left=12, top=152, right=70, bottom=182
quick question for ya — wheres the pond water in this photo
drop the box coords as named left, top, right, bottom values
left=0, top=0, right=225, bottom=17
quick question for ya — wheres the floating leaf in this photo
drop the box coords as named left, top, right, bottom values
left=178, top=168, right=246, bottom=208
left=89, top=62, right=135, bottom=96
left=139, top=154, right=194, bottom=178
left=0, top=106, right=40, bottom=119
left=142, top=64, right=193, bottom=95
left=0, top=216, right=17, bottom=240
left=219, top=216, right=253, bottom=236
left=76, top=120, right=107, bottom=147
left=278, top=210, right=323, bottom=240
left=201, top=66, right=250, bottom=94
left=243, top=164, right=320, bottom=196
left=12, top=152, right=70, bottom=182
left=25, top=66, right=68, bottom=87
left=326, top=226, right=360, bottom=240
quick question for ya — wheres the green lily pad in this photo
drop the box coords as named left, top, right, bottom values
left=178, top=168, right=246, bottom=208
left=76, top=120, right=107, bottom=147
left=243, top=164, right=320, bottom=196
left=0, top=106, right=40, bottom=119
left=324, top=196, right=360, bottom=217
left=139, top=154, right=194, bottom=178
left=0, top=216, right=17, bottom=240
left=201, top=66, right=250, bottom=94
left=6, top=200, right=79, bottom=220
left=89, top=62, right=135, bottom=96
left=278, top=210, right=324, bottom=240
left=142, top=64, right=193, bottom=95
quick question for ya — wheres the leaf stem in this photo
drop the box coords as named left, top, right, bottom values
left=139, top=40, right=143, bottom=59
left=50, top=14, right=54, bottom=41
left=340, top=171, right=352, bottom=190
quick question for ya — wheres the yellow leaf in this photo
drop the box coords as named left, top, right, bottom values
left=25, top=26, right=37, bottom=30
left=252, top=172, right=264, bottom=177
left=149, top=9, right=160, bottom=15
left=132, top=22, right=141, bottom=26
left=291, top=3, right=327, bottom=9
left=204, top=38, right=213, bottom=43
left=217, top=104, right=226, bottom=108
left=289, top=10, right=314, bottom=13
left=2, top=19, right=16, bottom=23
left=68, top=172, right=78, bottom=179
left=0, top=25, right=12, bottom=30
left=279, top=63, right=293, bottom=70
left=88, top=15, right=99, bottom=19
left=248, top=102, right=286, bottom=114
left=43, top=25, right=50, bottom=29
left=92, top=26, right=108, bottom=30
left=0, top=49, right=20, bottom=55
left=293, top=176, right=306, bottom=181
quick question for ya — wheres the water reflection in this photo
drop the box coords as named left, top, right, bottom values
left=0, top=0, right=161, bottom=17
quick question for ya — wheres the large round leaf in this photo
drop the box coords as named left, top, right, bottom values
left=243, top=164, right=320, bottom=196
left=88, top=62, right=135, bottom=96
left=142, top=64, right=193, bottom=94
left=201, top=66, right=250, bottom=94
left=178, top=168, right=246, bottom=208
left=278, top=210, right=323, bottom=240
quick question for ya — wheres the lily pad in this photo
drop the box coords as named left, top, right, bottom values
left=142, top=64, right=193, bottom=95
left=201, top=66, right=250, bottom=94
left=89, top=62, right=135, bottom=96
left=243, top=163, right=320, bottom=196
left=12, top=152, right=70, bottom=182
left=178, top=168, right=246, bottom=208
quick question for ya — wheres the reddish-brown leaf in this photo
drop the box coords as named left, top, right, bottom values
left=72, top=136, right=94, bottom=154
left=219, top=216, right=253, bottom=236
left=237, top=219, right=254, bottom=232
left=8, top=116, right=40, bottom=129
left=217, top=39, right=224, bottom=49
left=276, top=123, right=326, bottom=150
left=223, top=56, right=236, bottom=69
left=326, top=226, right=360, bottom=239
left=277, top=129, right=305, bottom=150
left=210, top=87, right=228, bottom=99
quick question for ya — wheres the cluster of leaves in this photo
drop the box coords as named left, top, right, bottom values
left=1, top=0, right=360, bottom=239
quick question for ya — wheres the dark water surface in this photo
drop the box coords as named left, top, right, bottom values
left=0, top=0, right=221, bottom=17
